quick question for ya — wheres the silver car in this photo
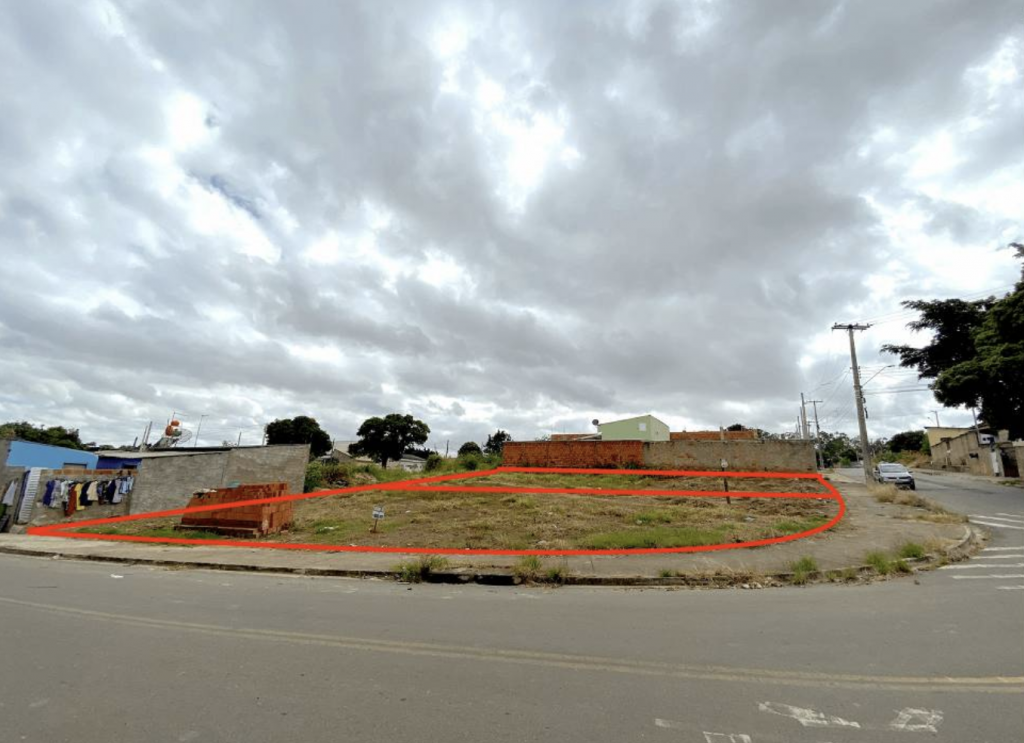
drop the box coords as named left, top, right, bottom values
left=873, top=462, right=916, bottom=490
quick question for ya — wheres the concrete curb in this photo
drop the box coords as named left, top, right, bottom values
left=0, top=523, right=983, bottom=588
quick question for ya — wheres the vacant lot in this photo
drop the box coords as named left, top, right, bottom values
left=73, top=472, right=836, bottom=551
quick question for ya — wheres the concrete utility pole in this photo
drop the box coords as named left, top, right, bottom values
left=931, top=410, right=941, bottom=427
left=807, top=398, right=823, bottom=469
left=799, top=393, right=810, bottom=439
left=832, top=323, right=873, bottom=482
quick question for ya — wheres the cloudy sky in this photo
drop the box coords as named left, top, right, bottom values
left=1, top=0, right=1021, bottom=450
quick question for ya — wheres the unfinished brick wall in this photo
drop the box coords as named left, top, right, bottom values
left=179, top=482, right=293, bottom=537
left=502, top=441, right=643, bottom=468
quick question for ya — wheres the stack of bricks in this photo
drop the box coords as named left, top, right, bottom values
left=178, top=482, right=293, bottom=537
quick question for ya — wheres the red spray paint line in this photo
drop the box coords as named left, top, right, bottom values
left=27, top=467, right=845, bottom=557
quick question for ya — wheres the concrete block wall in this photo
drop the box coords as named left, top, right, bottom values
left=502, top=441, right=644, bottom=468
left=129, top=445, right=309, bottom=516
left=28, top=468, right=135, bottom=527
left=670, top=430, right=759, bottom=441
left=642, top=440, right=816, bottom=472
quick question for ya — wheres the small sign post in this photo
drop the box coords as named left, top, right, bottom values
left=720, top=458, right=731, bottom=505
left=371, top=505, right=385, bottom=533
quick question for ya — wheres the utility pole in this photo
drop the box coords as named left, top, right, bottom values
left=807, top=399, right=823, bottom=469
left=832, top=323, right=872, bottom=482
left=194, top=414, right=208, bottom=447
left=930, top=410, right=941, bottom=427
left=799, top=393, right=810, bottom=439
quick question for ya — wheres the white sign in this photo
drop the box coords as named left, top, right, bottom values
left=372, top=506, right=385, bottom=520
left=720, top=458, right=729, bottom=470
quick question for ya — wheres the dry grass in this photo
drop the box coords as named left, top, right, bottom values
left=73, top=472, right=838, bottom=551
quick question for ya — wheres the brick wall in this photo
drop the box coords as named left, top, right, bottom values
left=643, top=440, right=816, bottom=472
left=502, top=441, right=643, bottom=468
left=129, top=444, right=309, bottom=516
left=180, top=482, right=292, bottom=537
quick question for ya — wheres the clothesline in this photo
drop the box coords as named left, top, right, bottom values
left=42, top=474, right=134, bottom=517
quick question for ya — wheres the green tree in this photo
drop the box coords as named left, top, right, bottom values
left=349, top=414, right=430, bottom=469
left=0, top=421, right=86, bottom=450
left=457, top=441, right=482, bottom=457
left=725, top=423, right=747, bottom=431
left=883, top=243, right=1024, bottom=439
left=264, top=416, right=332, bottom=459
left=483, top=430, right=512, bottom=456
left=887, top=430, right=927, bottom=453
left=818, top=431, right=859, bottom=467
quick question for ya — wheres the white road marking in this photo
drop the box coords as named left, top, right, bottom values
left=996, top=513, right=1024, bottom=519
left=970, top=520, right=1024, bottom=530
left=995, top=585, right=1024, bottom=590
left=704, top=733, right=752, bottom=743
left=889, top=707, right=943, bottom=733
left=654, top=718, right=685, bottom=730
left=970, top=514, right=1024, bottom=524
left=982, top=546, right=1024, bottom=551
left=952, top=574, right=1024, bottom=580
left=973, top=554, right=1024, bottom=559
left=938, top=563, right=1024, bottom=570
left=757, top=701, right=860, bottom=728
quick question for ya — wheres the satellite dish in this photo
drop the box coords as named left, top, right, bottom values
left=592, top=419, right=600, bottom=426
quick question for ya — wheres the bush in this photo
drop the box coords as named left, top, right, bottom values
left=865, top=551, right=893, bottom=575
left=304, top=461, right=325, bottom=492
left=425, top=453, right=444, bottom=472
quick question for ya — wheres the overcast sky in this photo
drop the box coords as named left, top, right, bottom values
left=1, top=0, right=1021, bottom=450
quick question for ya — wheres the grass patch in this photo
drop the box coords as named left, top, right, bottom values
left=893, top=558, right=913, bottom=574
left=545, top=565, right=568, bottom=583
left=634, top=509, right=675, bottom=525
left=899, top=542, right=926, bottom=559
left=580, top=526, right=726, bottom=550
left=394, top=555, right=450, bottom=583
left=658, top=568, right=674, bottom=578
left=512, top=555, right=543, bottom=581
left=790, top=555, right=818, bottom=585
left=870, top=484, right=898, bottom=503
left=865, top=551, right=894, bottom=575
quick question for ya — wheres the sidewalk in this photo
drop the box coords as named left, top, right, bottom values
left=0, top=476, right=974, bottom=586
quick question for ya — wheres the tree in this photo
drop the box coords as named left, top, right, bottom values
left=458, top=441, right=482, bottom=457
left=818, top=431, right=859, bottom=467
left=349, top=414, right=430, bottom=469
left=484, top=430, right=512, bottom=456
left=726, top=423, right=747, bottom=431
left=887, top=430, right=927, bottom=453
left=883, top=243, right=1024, bottom=439
left=0, top=421, right=86, bottom=450
left=264, top=416, right=332, bottom=459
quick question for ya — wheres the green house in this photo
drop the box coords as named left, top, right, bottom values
left=598, top=415, right=670, bottom=442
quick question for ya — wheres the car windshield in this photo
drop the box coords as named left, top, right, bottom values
left=878, top=464, right=907, bottom=472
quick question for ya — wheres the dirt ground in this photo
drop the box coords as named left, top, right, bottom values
left=77, top=473, right=837, bottom=551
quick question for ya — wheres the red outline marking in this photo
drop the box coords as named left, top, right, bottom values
left=27, top=467, right=845, bottom=556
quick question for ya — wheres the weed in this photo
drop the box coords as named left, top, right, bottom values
left=893, top=558, right=912, bottom=574
left=545, top=565, right=567, bottom=583
left=790, top=555, right=818, bottom=585
left=394, top=555, right=450, bottom=583
left=658, top=568, right=674, bottom=578
left=870, top=484, right=898, bottom=503
left=899, top=542, right=925, bottom=559
left=513, top=555, right=543, bottom=581
left=865, top=551, right=893, bottom=575
left=634, top=510, right=674, bottom=525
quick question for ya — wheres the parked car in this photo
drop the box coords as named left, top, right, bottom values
left=873, top=462, right=916, bottom=489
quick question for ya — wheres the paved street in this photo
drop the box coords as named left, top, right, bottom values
left=1, top=473, right=1021, bottom=743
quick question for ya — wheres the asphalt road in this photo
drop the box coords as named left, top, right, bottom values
left=1, top=472, right=1021, bottom=743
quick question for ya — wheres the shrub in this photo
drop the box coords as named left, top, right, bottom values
left=425, top=453, right=444, bottom=472
left=304, top=461, right=325, bottom=492
left=790, top=555, right=818, bottom=585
